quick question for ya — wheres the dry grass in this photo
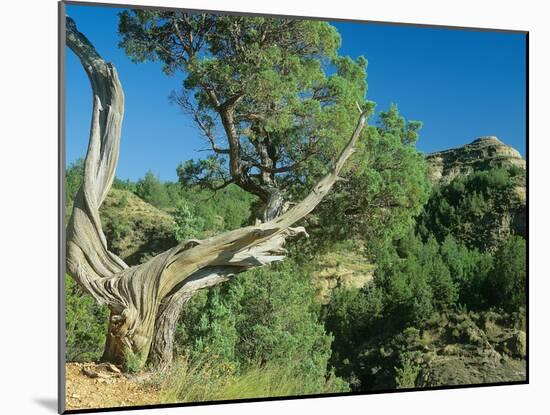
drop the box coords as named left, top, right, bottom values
left=155, top=356, right=346, bottom=403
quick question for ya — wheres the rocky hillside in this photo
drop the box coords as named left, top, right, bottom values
left=354, top=310, right=526, bottom=391
left=426, top=136, right=526, bottom=186
left=313, top=249, right=375, bottom=304
left=415, top=311, right=526, bottom=387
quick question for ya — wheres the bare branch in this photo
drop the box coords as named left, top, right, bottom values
left=65, top=17, right=128, bottom=303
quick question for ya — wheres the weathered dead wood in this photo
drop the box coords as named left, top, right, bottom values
left=65, top=17, right=127, bottom=299
left=65, top=17, right=368, bottom=369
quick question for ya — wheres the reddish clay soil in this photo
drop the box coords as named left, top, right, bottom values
left=65, top=362, right=161, bottom=410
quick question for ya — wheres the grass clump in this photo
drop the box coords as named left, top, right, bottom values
left=159, top=355, right=348, bottom=403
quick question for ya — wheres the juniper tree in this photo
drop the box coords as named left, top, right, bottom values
left=65, top=15, right=370, bottom=369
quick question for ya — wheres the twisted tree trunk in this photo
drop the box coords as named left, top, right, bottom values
left=147, top=194, right=289, bottom=369
left=66, top=17, right=369, bottom=370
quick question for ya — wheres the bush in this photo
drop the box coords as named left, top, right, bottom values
left=394, top=351, right=422, bottom=389
left=323, top=285, right=383, bottom=370
left=486, top=236, right=526, bottom=312
left=65, top=274, right=108, bottom=361
left=173, top=199, right=204, bottom=241
left=439, top=235, right=493, bottom=309
left=177, top=260, right=345, bottom=393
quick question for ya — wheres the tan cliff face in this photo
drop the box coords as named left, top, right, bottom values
left=426, top=136, right=526, bottom=186
left=312, top=249, right=376, bottom=304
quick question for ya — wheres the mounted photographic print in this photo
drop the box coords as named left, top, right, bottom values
left=59, top=1, right=528, bottom=412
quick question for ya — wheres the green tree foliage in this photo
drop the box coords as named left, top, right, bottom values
left=486, top=236, right=526, bottom=312
left=66, top=158, right=84, bottom=204
left=177, top=261, right=343, bottom=392
left=119, top=10, right=375, bottom=217
left=65, top=274, right=109, bottom=362
left=322, top=285, right=383, bottom=376
left=323, top=227, right=526, bottom=391
left=315, top=104, right=430, bottom=254
left=439, top=235, right=493, bottom=308
left=135, top=170, right=171, bottom=209
left=176, top=184, right=256, bottom=235
left=417, top=167, right=526, bottom=251
left=112, top=177, right=138, bottom=193
left=173, top=199, right=204, bottom=241
left=357, top=232, right=459, bottom=329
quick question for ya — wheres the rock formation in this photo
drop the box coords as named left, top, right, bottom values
left=426, top=136, right=525, bottom=185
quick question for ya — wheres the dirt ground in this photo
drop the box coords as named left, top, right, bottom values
left=65, top=362, right=162, bottom=410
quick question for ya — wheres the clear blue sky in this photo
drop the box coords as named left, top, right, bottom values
left=65, top=4, right=526, bottom=182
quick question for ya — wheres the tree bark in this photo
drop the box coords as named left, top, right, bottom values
left=263, top=189, right=288, bottom=222
left=147, top=294, right=191, bottom=370
left=146, top=190, right=288, bottom=368
left=147, top=267, right=237, bottom=369
left=66, top=17, right=369, bottom=370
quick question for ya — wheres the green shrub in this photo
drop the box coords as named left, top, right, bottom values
left=323, top=285, right=383, bottom=370
left=173, top=199, right=204, bottom=241
left=439, top=235, right=493, bottom=309
left=486, top=236, right=526, bottom=312
left=177, top=260, right=345, bottom=393
left=394, top=351, right=422, bottom=389
left=101, top=216, right=132, bottom=256
left=65, top=274, right=108, bottom=362
left=124, top=350, right=145, bottom=373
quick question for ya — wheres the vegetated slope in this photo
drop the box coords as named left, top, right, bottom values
left=99, top=189, right=177, bottom=265
left=421, top=136, right=526, bottom=251
left=353, top=310, right=526, bottom=390
left=413, top=137, right=527, bottom=387
left=323, top=137, right=527, bottom=391
left=314, top=136, right=526, bottom=304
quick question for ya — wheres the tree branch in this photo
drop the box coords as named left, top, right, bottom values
left=65, top=17, right=128, bottom=303
left=154, top=108, right=369, bottom=299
